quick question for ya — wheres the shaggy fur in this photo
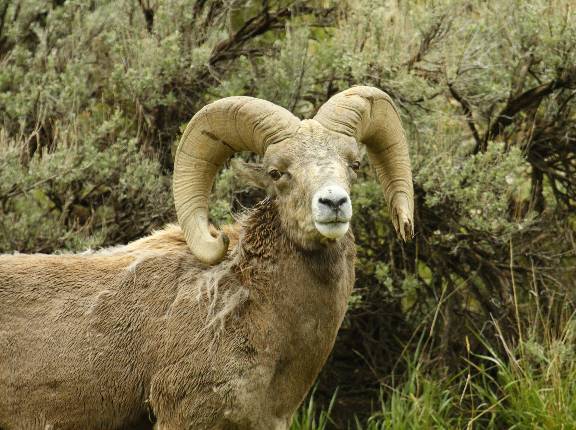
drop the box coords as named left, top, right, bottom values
left=0, top=199, right=355, bottom=430
left=0, top=86, right=413, bottom=429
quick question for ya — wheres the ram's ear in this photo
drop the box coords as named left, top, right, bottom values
left=230, top=159, right=271, bottom=190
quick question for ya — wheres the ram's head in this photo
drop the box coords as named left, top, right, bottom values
left=173, top=86, right=414, bottom=264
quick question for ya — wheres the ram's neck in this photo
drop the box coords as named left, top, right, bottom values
left=234, top=199, right=356, bottom=412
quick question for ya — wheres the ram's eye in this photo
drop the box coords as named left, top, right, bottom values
left=268, top=169, right=283, bottom=181
left=350, top=161, right=361, bottom=171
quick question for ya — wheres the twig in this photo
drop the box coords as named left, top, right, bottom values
left=447, top=81, right=481, bottom=149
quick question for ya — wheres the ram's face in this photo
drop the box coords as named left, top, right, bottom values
left=260, top=121, right=360, bottom=249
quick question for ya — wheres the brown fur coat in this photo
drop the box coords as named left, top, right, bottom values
left=0, top=199, right=355, bottom=430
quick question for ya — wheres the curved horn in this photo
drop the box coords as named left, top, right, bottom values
left=174, top=97, right=300, bottom=264
left=314, top=86, right=414, bottom=240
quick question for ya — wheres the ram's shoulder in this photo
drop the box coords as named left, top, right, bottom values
left=122, top=223, right=241, bottom=255
left=121, top=224, right=188, bottom=254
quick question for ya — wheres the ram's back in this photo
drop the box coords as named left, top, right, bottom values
left=0, top=225, right=208, bottom=429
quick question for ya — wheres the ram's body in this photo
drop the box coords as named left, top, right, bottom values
left=0, top=201, right=355, bottom=429
left=0, top=86, right=414, bottom=429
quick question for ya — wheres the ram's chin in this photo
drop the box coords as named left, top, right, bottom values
left=314, top=221, right=350, bottom=240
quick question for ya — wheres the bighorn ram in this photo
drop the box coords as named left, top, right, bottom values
left=0, top=86, right=413, bottom=429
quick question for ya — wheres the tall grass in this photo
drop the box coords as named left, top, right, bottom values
left=294, top=305, right=576, bottom=429
left=291, top=389, right=337, bottom=430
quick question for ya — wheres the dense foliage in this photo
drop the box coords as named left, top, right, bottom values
left=1, top=0, right=575, bottom=427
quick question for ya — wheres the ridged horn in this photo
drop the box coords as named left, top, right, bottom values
left=314, top=86, right=414, bottom=240
left=173, top=97, right=300, bottom=264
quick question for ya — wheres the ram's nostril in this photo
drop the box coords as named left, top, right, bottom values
left=318, top=197, right=335, bottom=208
left=318, top=196, right=348, bottom=209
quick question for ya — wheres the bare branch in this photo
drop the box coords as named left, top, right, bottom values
left=405, top=14, right=451, bottom=71
left=484, top=72, right=576, bottom=146
left=446, top=81, right=482, bottom=150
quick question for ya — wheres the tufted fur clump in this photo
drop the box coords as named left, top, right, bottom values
left=0, top=199, right=355, bottom=430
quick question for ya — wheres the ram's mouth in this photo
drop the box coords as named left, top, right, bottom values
left=314, top=220, right=350, bottom=239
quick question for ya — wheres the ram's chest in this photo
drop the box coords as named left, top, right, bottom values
left=232, top=257, right=354, bottom=419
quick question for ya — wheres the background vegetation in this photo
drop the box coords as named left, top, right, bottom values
left=1, top=0, right=575, bottom=428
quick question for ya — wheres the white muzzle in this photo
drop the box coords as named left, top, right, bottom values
left=311, top=185, right=352, bottom=239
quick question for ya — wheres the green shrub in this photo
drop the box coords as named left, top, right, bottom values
left=0, top=0, right=574, bottom=423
